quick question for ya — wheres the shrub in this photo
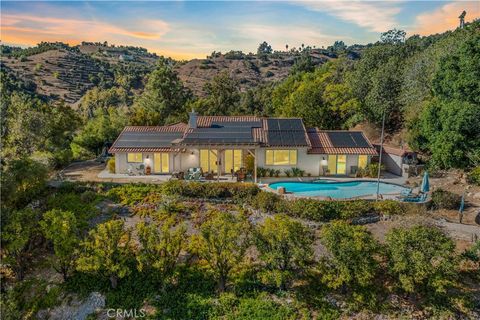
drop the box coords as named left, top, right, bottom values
left=284, top=169, right=292, bottom=177
left=467, top=167, right=480, bottom=186
left=373, top=200, right=403, bottom=216
left=431, top=188, right=461, bottom=210
left=338, top=200, right=373, bottom=219
left=357, top=163, right=384, bottom=178
left=251, top=191, right=282, bottom=213
left=386, top=225, right=457, bottom=295
left=107, top=158, right=115, bottom=173
left=287, top=198, right=341, bottom=221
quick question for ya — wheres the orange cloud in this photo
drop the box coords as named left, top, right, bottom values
left=1, top=14, right=170, bottom=43
left=411, top=1, right=480, bottom=35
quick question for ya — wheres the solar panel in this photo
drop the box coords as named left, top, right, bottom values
left=267, top=119, right=304, bottom=131
left=115, top=132, right=183, bottom=148
left=211, top=121, right=262, bottom=128
left=327, top=132, right=370, bottom=148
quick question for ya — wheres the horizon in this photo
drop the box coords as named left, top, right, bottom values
left=1, top=1, right=479, bottom=60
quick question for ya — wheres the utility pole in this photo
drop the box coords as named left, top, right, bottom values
left=376, top=109, right=386, bottom=201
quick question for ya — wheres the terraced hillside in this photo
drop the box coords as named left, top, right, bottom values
left=1, top=49, right=112, bottom=104
left=175, top=50, right=333, bottom=95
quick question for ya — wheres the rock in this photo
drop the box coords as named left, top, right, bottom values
left=46, top=292, right=105, bottom=320
left=473, top=192, right=480, bottom=199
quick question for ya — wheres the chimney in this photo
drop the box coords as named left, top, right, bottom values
left=188, top=109, right=197, bottom=128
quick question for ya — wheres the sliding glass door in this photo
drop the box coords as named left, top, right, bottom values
left=153, top=153, right=169, bottom=173
left=200, top=149, right=217, bottom=173
left=225, top=150, right=242, bottom=173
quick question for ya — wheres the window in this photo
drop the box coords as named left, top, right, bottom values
left=358, top=155, right=368, bottom=169
left=200, top=149, right=217, bottom=173
left=127, top=153, right=142, bottom=163
left=154, top=153, right=169, bottom=173
left=225, top=150, right=242, bottom=173
left=265, top=150, right=297, bottom=165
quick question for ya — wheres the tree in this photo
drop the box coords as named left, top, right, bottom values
left=2, top=209, right=39, bottom=280
left=40, top=209, right=79, bottom=281
left=320, top=221, right=380, bottom=301
left=257, top=41, right=273, bottom=58
left=386, top=226, right=457, bottom=296
left=71, top=107, right=127, bottom=158
left=412, top=98, right=480, bottom=169
left=79, top=87, right=130, bottom=120
left=77, top=220, right=133, bottom=288
left=1, top=157, right=48, bottom=210
left=328, top=40, right=347, bottom=52
left=255, top=214, right=314, bottom=289
left=131, top=58, right=191, bottom=125
left=190, top=211, right=251, bottom=292
left=381, top=29, right=406, bottom=44
left=197, top=72, right=241, bottom=116
left=136, top=217, right=187, bottom=281
left=272, top=65, right=345, bottom=129
left=432, top=32, right=480, bottom=105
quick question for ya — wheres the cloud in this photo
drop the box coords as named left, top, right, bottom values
left=1, top=13, right=170, bottom=45
left=294, top=0, right=402, bottom=32
left=411, top=1, right=480, bottom=35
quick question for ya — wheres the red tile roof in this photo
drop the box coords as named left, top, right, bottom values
left=108, top=147, right=180, bottom=153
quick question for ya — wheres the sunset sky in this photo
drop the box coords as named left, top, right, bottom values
left=1, top=1, right=479, bottom=60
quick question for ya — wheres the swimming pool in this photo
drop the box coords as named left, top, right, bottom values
left=268, top=180, right=410, bottom=199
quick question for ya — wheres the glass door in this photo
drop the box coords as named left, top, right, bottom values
left=337, top=155, right=347, bottom=175
left=225, top=150, right=242, bottom=173
left=154, top=153, right=169, bottom=173
left=200, top=149, right=217, bottom=173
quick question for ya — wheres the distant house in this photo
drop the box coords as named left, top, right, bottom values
left=109, top=111, right=377, bottom=180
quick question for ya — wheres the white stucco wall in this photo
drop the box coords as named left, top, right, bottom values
left=114, top=150, right=371, bottom=176
left=256, top=148, right=323, bottom=176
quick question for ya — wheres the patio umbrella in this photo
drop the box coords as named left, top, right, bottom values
left=421, top=171, right=430, bottom=193
left=459, top=193, right=465, bottom=214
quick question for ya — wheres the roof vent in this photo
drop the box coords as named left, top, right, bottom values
left=189, top=109, right=197, bottom=129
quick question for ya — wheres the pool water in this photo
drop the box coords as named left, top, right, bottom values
left=268, top=180, right=409, bottom=199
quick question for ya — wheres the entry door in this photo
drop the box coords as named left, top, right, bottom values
left=154, top=153, right=169, bottom=173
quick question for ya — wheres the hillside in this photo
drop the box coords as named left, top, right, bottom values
left=174, top=49, right=334, bottom=95
left=1, top=43, right=341, bottom=103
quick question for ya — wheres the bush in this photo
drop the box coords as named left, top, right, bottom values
left=467, top=167, right=480, bottom=186
left=287, top=198, right=342, bottom=221
left=107, top=158, right=115, bottom=173
left=357, top=163, right=384, bottom=178
left=431, top=188, right=461, bottom=210
left=373, top=200, right=403, bottom=216
left=251, top=191, right=282, bottom=213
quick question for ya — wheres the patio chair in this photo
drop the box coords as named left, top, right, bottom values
left=186, top=167, right=202, bottom=180
left=402, top=193, right=427, bottom=203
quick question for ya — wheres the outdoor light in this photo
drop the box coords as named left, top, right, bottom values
left=321, top=157, right=328, bottom=166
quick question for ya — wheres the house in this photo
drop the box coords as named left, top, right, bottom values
left=109, top=111, right=377, bottom=181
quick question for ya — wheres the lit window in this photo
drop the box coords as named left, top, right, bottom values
left=265, top=150, right=297, bottom=165
left=127, top=153, right=143, bottom=163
